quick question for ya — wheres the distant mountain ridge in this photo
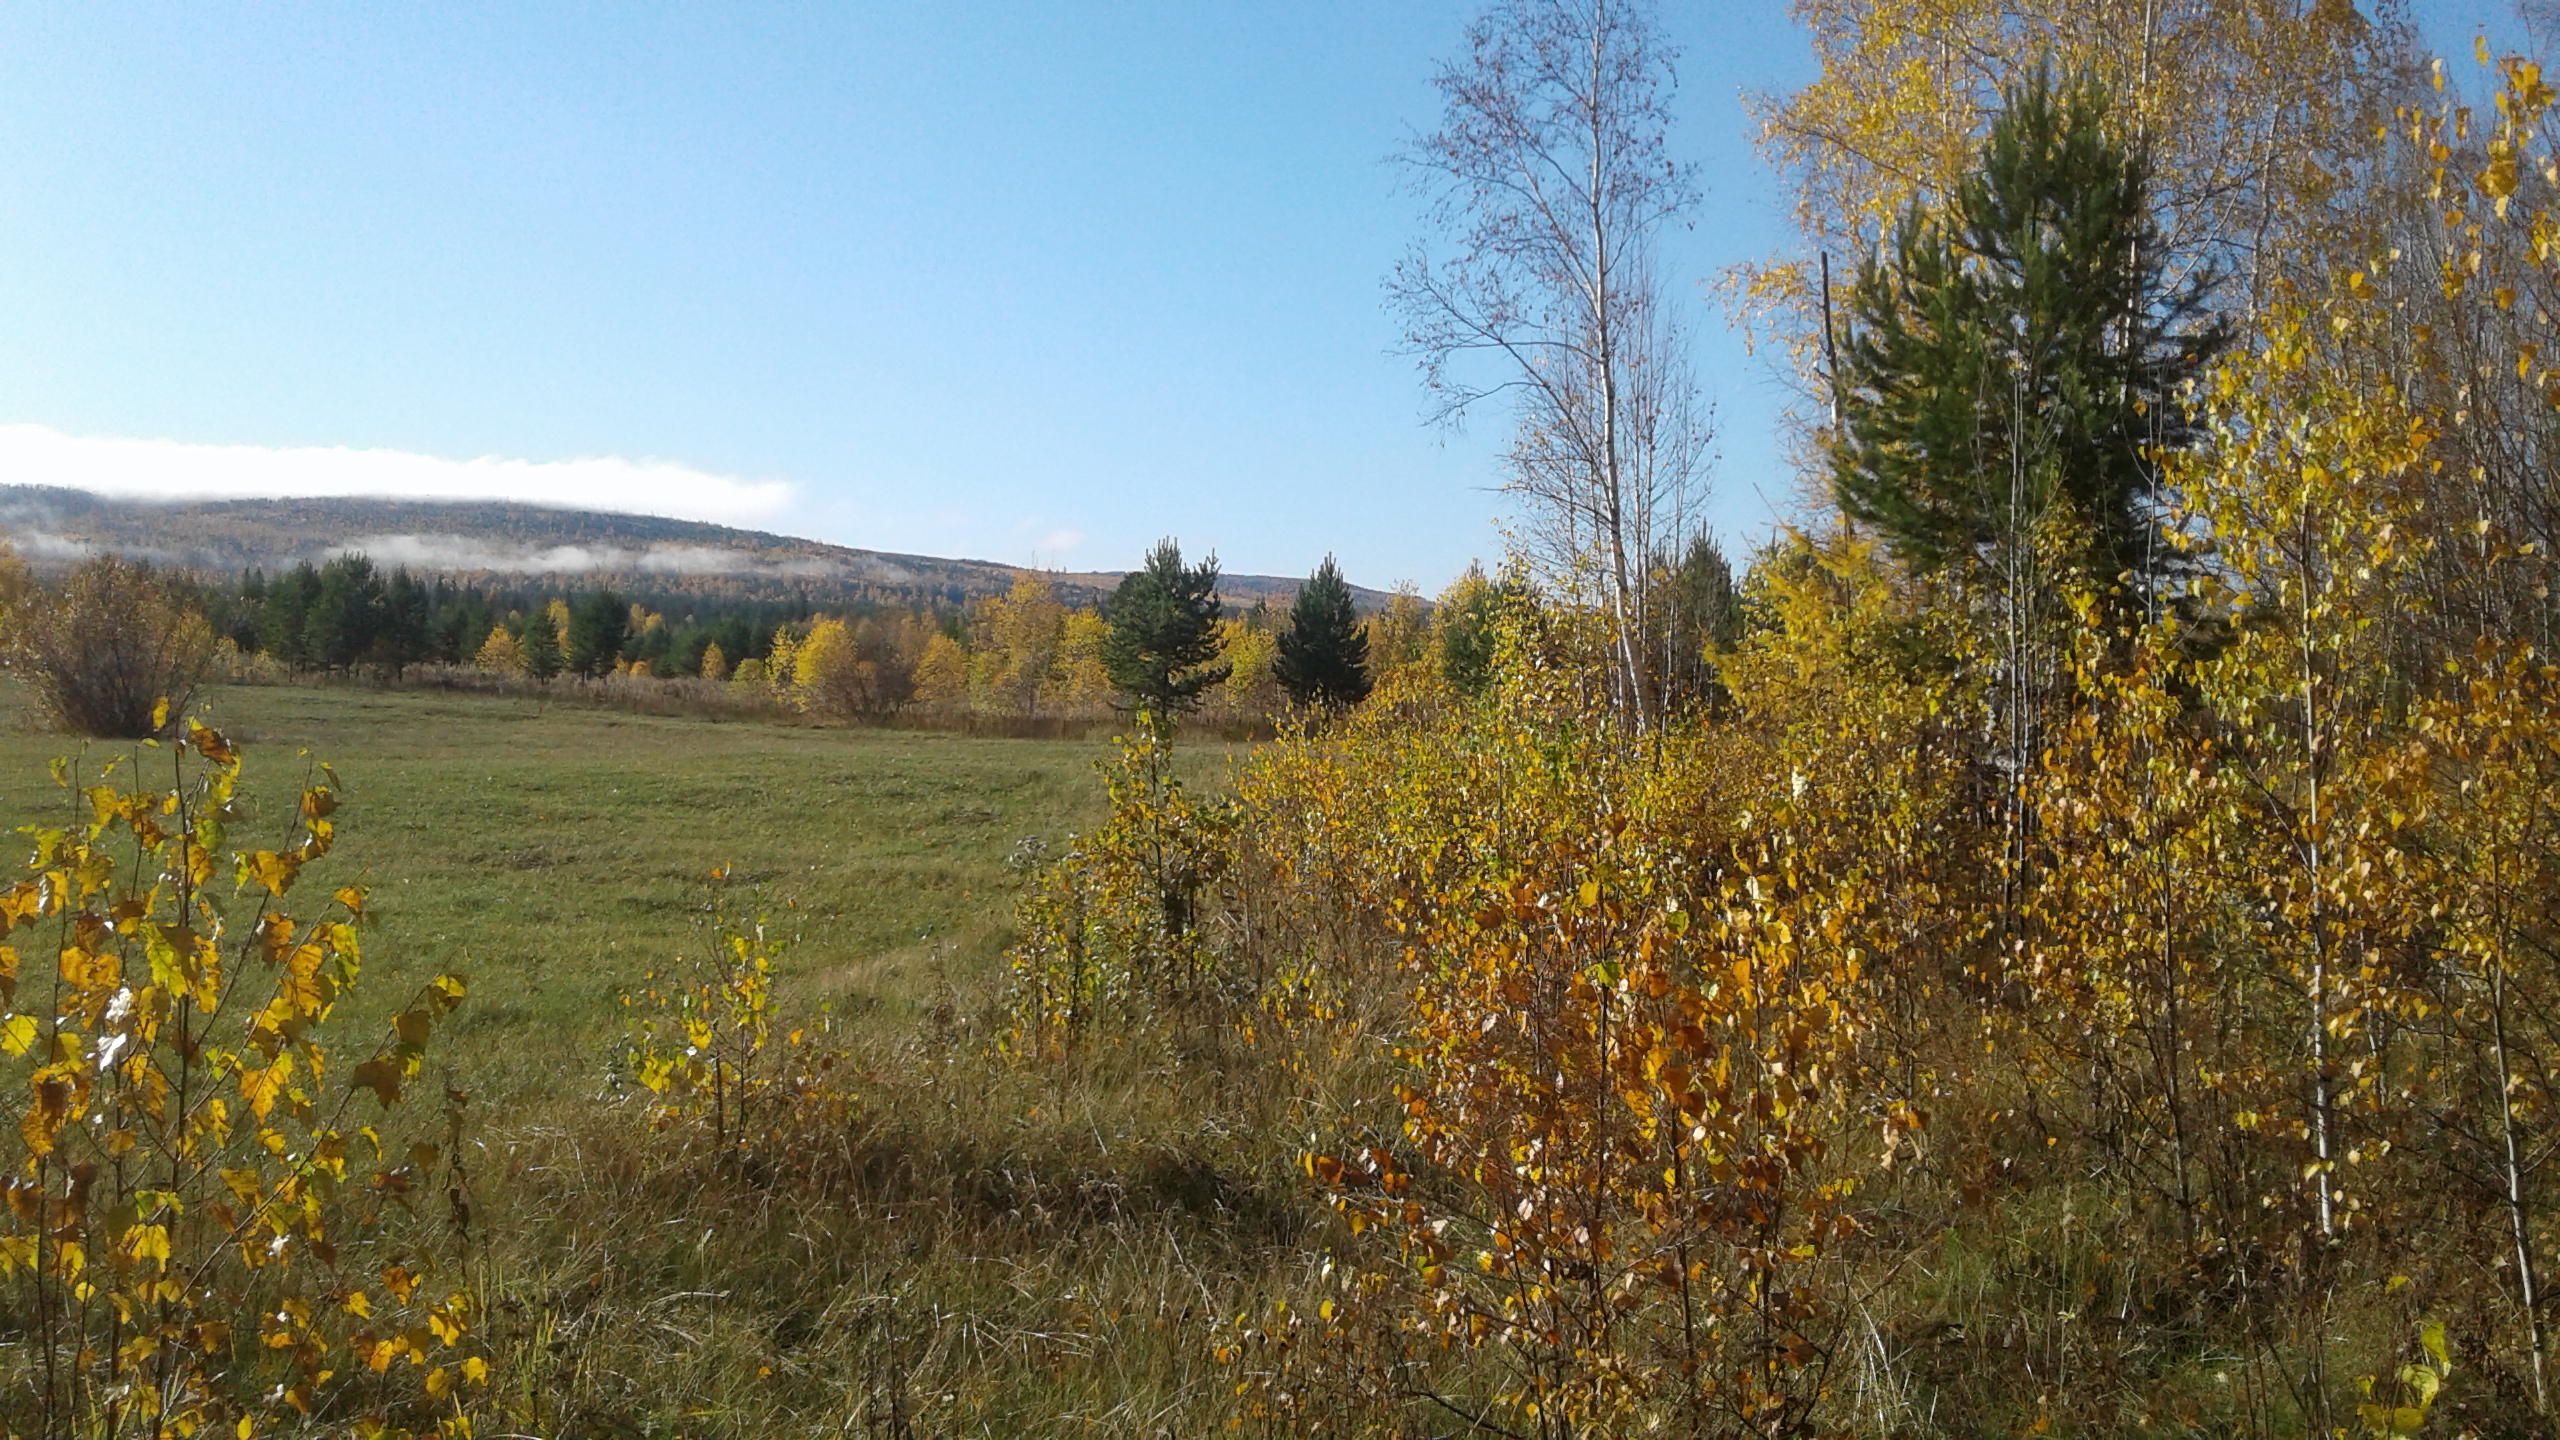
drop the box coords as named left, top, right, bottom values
left=0, top=487, right=1392, bottom=612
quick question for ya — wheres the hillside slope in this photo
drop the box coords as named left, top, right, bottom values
left=0, top=487, right=1393, bottom=611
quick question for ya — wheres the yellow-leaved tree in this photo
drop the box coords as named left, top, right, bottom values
left=1740, top=0, right=2413, bottom=423
left=910, top=631, right=969, bottom=706
left=1043, top=610, right=1114, bottom=713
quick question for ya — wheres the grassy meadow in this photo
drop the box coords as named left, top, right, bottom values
left=0, top=680, right=1298, bottom=1437
left=0, top=680, right=1196, bottom=1102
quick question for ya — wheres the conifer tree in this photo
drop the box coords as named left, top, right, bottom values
left=1654, top=532, right=1743, bottom=707
left=375, top=568, right=432, bottom=675
left=567, top=588, right=629, bottom=679
left=1275, top=555, right=1373, bottom=710
left=517, top=605, right=563, bottom=680
left=259, top=562, right=320, bottom=670
left=1101, top=539, right=1228, bottom=728
left=308, top=555, right=384, bottom=672
left=1833, top=65, right=2224, bottom=606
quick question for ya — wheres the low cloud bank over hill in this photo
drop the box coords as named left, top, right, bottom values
left=0, top=487, right=1392, bottom=612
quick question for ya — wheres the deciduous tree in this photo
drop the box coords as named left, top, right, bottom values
left=1394, top=0, right=1712, bottom=730
left=12, top=556, right=214, bottom=737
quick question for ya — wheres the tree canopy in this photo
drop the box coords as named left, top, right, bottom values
left=1101, top=539, right=1228, bottom=726
left=1833, top=67, right=2225, bottom=606
left=566, top=589, right=630, bottom=679
left=1274, top=556, right=1372, bottom=711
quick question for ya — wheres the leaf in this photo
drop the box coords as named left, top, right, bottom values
left=243, top=851, right=297, bottom=898
left=241, top=1055, right=292, bottom=1121
left=352, top=1059, right=403, bottom=1109
left=2400, top=1363, right=2441, bottom=1405
left=2422, top=1318, right=2450, bottom=1372
left=0, top=1014, right=36, bottom=1057
left=125, top=1223, right=171, bottom=1268
left=187, top=722, right=236, bottom=764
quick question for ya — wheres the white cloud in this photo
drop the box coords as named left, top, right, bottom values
left=322, top=534, right=920, bottom=581
left=0, top=423, right=798, bottom=528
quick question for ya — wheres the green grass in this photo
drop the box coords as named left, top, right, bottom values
left=0, top=680, right=1220, bottom=1104
left=0, top=680, right=1316, bottom=1436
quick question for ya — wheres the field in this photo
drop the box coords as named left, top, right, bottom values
left=0, top=680, right=1221, bottom=1104
left=0, top=680, right=1300, bottom=1435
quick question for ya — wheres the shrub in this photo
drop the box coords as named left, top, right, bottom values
left=1005, top=724, right=1240, bottom=1053
left=0, top=721, right=483, bottom=1434
left=12, top=556, right=214, bottom=738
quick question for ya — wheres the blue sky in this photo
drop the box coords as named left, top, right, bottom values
left=0, top=3, right=2527, bottom=591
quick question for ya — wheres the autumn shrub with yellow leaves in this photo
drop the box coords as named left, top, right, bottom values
left=0, top=720, right=484, bottom=1439
left=1004, top=719, right=1240, bottom=1054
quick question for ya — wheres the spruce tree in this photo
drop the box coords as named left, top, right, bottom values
left=1101, top=539, right=1228, bottom=727
left=1275, top=555, right=1372, bottom=710
left=567, top=588, right=629, bottom=678
left=517, top=606, right=563, bottom=680
left=259, top=563, right=320, bottom=670
left=308, top=555, right=382, bottom=672
left=1833, top=65, right=2225, bottom=607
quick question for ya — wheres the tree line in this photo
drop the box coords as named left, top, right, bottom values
left=173, top=539, right=1737, bottom=724
left=0, top=530, right=1754, bottom=735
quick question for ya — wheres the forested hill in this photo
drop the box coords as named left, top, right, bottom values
left=0, top=486, right=1386, bottom=611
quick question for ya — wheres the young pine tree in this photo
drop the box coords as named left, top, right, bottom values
left=566, top=588, right=629, bottom=678
left=517, top=605, right=564, bottom=680
left=1275, top=555, right=1373, bottom=710
left=1832, top=64, right=2225, bottom=608
left=1101, top=539, right=1229, bottom=728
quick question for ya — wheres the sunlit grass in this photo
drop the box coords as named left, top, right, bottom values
left=0, top=680, right=1222, bottom=1103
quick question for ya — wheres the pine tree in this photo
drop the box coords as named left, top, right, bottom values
left=1275, top=555, right=1373, bottom=710
left=375, top=568, right=432, bottom=675
left=1832, top=65, right=2225, bottom=606
left=517, top=606, right=563, bottom=680
left=567, top=588, right=629, bottom=679
left=308, top=555, right=383, bottom=671
left=260, top=562, right=321, bottom=670
left=1101, top=539, right=1228, bottom=728
left=1654, top=533, right=1743, bottom=708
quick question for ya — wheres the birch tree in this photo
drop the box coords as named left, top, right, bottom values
left=1393, top=0, right=1709, bottom=730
